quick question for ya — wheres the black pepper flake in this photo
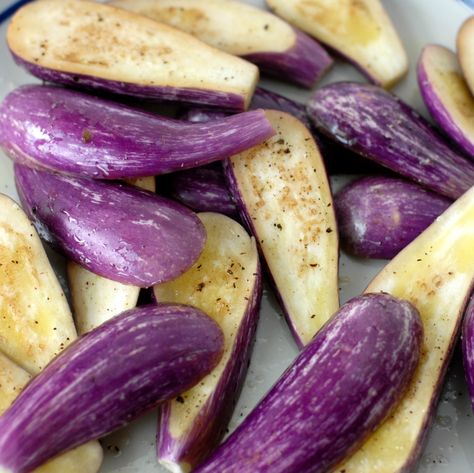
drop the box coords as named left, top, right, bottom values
left=326, top=228, right=333, bottom=233
left=176, top=396, right=185, bottom=404
left=196, top=282, right=205, bottom=292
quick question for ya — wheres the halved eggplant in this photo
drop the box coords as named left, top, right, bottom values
left=0, top=353, right=103, bottom=473
left=7, top=0, right=258, bottom=111
left=457, top=16, right=474, bottom=97
left=418, top=44, right=474, bottom=159
left=0, top=85, right=275, bottom=179
left=338, top=185, right=474, bottom=472
left=110, top=0, right=332, bottom=87
left=266, top=0, right=408, bottom=88
left=15, top=165, right=206, bottom=287
left=226, top=110, right=339, bottom=347
left=308, top=82, right=474, bottom=200
left=154, top=212, right=261, bottom=472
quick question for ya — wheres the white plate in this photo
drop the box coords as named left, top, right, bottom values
left=0, top=1, right=473, bottom=472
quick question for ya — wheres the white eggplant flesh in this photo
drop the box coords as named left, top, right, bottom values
left=457, top=16, right=474, bottom=97
left=226, top=110, right=338, bottom=347
left=338, top=186, right=474, bottom=472
left=266, top=0, right=408, bottom=88
left=154, top=212, right=261, bottom=472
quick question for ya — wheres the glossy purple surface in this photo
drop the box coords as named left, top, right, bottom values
left=308, top=82, right=474, bottom=199
left=15, top=165, right=206, bottom=286
left=0, top=85, right=274, bottom=179
left=0, top=304, right=224, bottom=473
left=336, top=176, right=452, bottom=259
left=463, top=294, right=474, bottom=412
left=244, top=29, right=332, bottom=88
left=195, top=294, right=423, bottom=473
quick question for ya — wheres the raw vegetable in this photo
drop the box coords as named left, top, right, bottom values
left=15, top=165, right=206, bottom=287
left=418, top=44, right=474, bottom=159
left=266, top=0, right=408, bottom=88
left=308, top=82, right=474, bottom=199
left=335, top=176, right=452, bottom=259
left=110, top=0, right=332, bottom=87
left=338, top=184, right=474, bottom=472
left=457, top=16, right=474, bottom=97
left=463, top=295, right=474, bottom=412
left=226, top=110, right=338, bottom=347
left=0, top=85, right=275, bottom=179
left=7, top=0, right=259, bottom=110
left=0, top=353, right=103, bottom=473
left=0, top=304, right=224, bottom=473
left=154, top=212, right=261, bottom=472
left=195, top=293, right=423, bottom=473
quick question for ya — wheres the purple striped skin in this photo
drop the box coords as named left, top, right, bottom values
left=463, top=294, right=474, bottom=412
left=166, top=165, right=238, bottom=217
left=244, top=29, right=332, bottom=88
left=11, top=53, right=247, bottom=111
left=418, top=45, right=474, bottom=160
left=307, top=82, right=474, bottom=199
left=0, top=304, right=223, bottom=473
left=0, top=85, right=275, bottom=179
left=158, top=263, right=263, bottom=469
left=195, top=294, right=423, bottom=473
left=336, top=176, right=452, bottom=259
left=14, top=165, right=206, bottom=287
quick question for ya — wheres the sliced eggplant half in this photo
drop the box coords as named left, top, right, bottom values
left=338, top=185, right=474, bottom=472
left=7, top=0, right=259, bottom=110
left=457, top=16, right=474, bottom=97
left=266, top=0, right=408, bottom=88
left=225, top=110, right=339, bottom=347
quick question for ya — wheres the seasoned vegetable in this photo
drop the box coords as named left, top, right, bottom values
left=0, top=85, right=274, bottom=179
left=195, top=294, right=423, bottom=473
left=7, top=0, right=259, bottom=110
left=0, top=304, right=224, bottom=473
left=308, top=82, right=474, bottom=199
left=110, top=0, right=332, bottom=87
left=15, top=165, right=206, bottom=287
left=335, top=176, right=452, bottom=259
left=418, top=44, right=474, bottom=159
left=155, top=213, right=261, bottom=472
left=266, top=0, right=408, bottom=87
left=226, top=110, right=338, bottom=347
left=0, top=353, right=103, bottom=473
left=457, top=16, right=474, bottom=97
left=338, top=185, right=474, bottom=472
left=463, top=295, right=474, bottom=412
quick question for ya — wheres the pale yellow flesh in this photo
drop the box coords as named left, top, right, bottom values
left=229, top=111, right=338, bottom=346
left=8, top=0, right=258, bottom=108
left=339, top=186, right=474, bottom=472
left=0, top=352, right=103, bottom=473
left=110, top=0, right=296, bottom=56
left=154, top=212, right=259, bottom=469
left=0, top=194, right=76, bottom=374
left=266, top=0, right=407, bottom=88
left=457, top=16, right=474, bottom=96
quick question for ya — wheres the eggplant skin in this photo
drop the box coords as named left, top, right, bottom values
left=462, top=295, right=474, bottom=412
left=0, top=304, right=223, bottom=473
left=308, top=82, right=474, bottom=200
left=336, top=176, right=452, bottom=259
left=14, top=165, right=206, bottom=287
left=195, top=293, right=422, bottom=473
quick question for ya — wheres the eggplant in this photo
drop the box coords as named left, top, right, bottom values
left=457, top=16, right=474, bottom=97
left=15, top=165, right=206, bottom=287
left=463, top=295, right=474, bottom=412
left=418, top=44, right=474, bottom=159
left=335, top=176, right=452, bottom=259
left=338, top=184, right=474, bottom=472
left=7, top=0, right=259, bottom=111
left=0, top=304, right=223, bottom=473
left=110, top=0, right=332, bottom=88
left=195, top=293, right=422, bottom=473
left=154, top=212, right=261, bottom=472
left=308, top=82, right=474, bottom=200
left=266, top=0, right=408, bottom=88
left=0, top=85, right=274, bottom=179
left=226, top=110, right=338, bottom=347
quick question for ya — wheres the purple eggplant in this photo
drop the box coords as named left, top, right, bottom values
left=15, top=165, right=206, bottom=287
left=195, top=293, right=422, bottom=473
left=0, top=85, right=274, bottom=179
left=335, top=176, right=452, bottom=259
left=7, top=0, right=259, bottom=111
left=0, top=304, right=223, bottom=473
left=463, top=294, right=474, bottom=412
left=307, top=82, right=474, bottom=199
